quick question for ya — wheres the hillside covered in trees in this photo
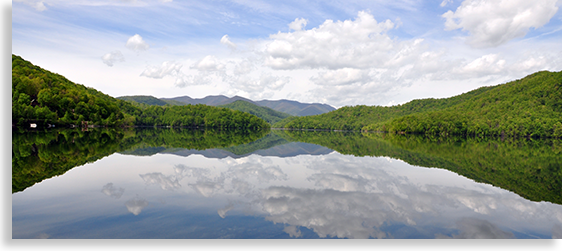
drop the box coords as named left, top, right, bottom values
left=279, top=71, right=562, bottom=138
left=12, top=55, right=269, bottom=130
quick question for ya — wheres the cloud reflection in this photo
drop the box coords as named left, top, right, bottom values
left=143, top=153, right=562, bottom=238
left=208, top=154, right=562, bottom=238
left=101, top=183, right=125, bottom=199
left=140, top=172, right=182, bottom=191
left=125, top=197, right=149, bottom=216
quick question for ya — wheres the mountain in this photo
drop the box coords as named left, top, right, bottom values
left=161, top=95, right=255, bottom=106
left=281, top=70, right=562, bottom=138
left=163, top=95, right=335, bottom=116
left=254, top=99, right=335, bottom=116
left=117, top=95, right=186, bottom=106
left=219, top=100, right=292, bottom=124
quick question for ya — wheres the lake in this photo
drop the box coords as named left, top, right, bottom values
left=11, top=128, right=562, bottom=239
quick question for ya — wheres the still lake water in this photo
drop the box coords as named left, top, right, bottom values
left=12, top=128, right=562, bottom=239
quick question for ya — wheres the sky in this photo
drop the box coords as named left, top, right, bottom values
left=11, top=0, right=562, bottom=108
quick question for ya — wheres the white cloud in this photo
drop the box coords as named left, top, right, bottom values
left=224, top=72, right=291, bottom=100
left=442, top=0, right=560, bottom=48
left=14, top=0, right=47, bottom=11
left=118, top=8, right=560, bottom=107
left=191, top=55, right=225, bottom=72
left=261, top=74, right=290, bottom=91
left=440, top=0, right=453, bottom=7
left=455, top=54, right=506, bottom=77
left=264, top=11, right=395, bottom=70
left=174, top=73, right=214, bottom=87
left=173, top=55, right=229, bottom=88
left=310, top=68, right=369, bottom=86
left=101, top=50, right=125, bottom=67
left=140, top=61, right=183, bottom=79
left=288, top=18, right=308, bottom=31
left=233, top=60, right=254, bottom=75
left=126, top=34, right=149, bottom=52
left=220, top=35, right=237, bottom=50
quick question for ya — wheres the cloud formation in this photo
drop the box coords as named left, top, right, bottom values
left=191, top=55, right=226, bottom=72
left=126, top=34, right=149, bottom=52
left=220, top=35, right=237, bottom=50
left=442, top=0, right=560, bottom=48
left=264, top=11, right=395, bottom=70
left=149, top=10, right=560, bottom=107
left=101, top=51, right=125, bottom=67
left=140, top=61, right=183, bottom=79
left=288, top=18, right=307, bottom=31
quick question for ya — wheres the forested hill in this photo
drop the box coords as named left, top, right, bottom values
left=12, top=54, right=131, bottom=127
left=12, top=54, right=269, bottom=130
left=280, top=70, right=562, bottom=138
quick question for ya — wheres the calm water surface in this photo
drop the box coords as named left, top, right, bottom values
left=12, top=128, right=562, bottom=239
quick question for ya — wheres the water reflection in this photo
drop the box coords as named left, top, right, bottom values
left=12, top=128, right=562, bottom=239
left=150, top=153, right=560, bottom=239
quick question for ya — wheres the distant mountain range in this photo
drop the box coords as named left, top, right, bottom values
left=118, top=95, right=336, bottom=116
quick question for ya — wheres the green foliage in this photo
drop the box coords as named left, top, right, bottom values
left=12, top=54, right=135, bottom=127
left=134, top=104, right=270, bottom=129
left=272, top=116, right=300, bottom=128
left=283, top=71, right=562, bottom=138
left=219, top=100, right=292, bottom=125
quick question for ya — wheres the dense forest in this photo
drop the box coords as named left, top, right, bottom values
left=12, top=54, right=269, bottom=130
left=279, top=71, right=562, bottom=138
left=124, top=103, right=270, bottom=129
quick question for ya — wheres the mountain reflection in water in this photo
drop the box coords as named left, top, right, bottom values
left=11, top=128, right=562, bottom=239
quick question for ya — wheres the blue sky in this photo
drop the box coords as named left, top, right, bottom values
left=11, top=0, right=562, bottom=107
